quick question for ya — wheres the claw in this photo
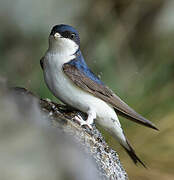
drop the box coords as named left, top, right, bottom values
left=73, top=115, right=93, bottom=130
left=81, top=122, right=93, bottom=130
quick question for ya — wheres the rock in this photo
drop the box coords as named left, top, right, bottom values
left=0, top=86, right=128, bottom=180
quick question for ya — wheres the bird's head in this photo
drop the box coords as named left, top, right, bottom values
left=48, top=24, right=80, bottom=55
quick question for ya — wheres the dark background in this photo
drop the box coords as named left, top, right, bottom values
left=0, top=0, right=174, bottom=179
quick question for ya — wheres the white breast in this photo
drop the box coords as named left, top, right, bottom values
left=43, top=52, right=127, bottom=146
left=44, top=53, right=96, bottom=110
left=43, top=52, right=116, bottom=119
left=41, top=36, right=128, bottom=148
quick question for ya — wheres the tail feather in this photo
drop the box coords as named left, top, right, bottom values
left=121, top=139, right=147, bottom=168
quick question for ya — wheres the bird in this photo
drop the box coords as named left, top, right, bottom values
left=40, top=24, right=158, bottom=167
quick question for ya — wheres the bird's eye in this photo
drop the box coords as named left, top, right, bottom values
left=70, top=33, right=75, bottom=39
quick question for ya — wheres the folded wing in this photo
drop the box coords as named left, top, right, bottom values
left=63, top=63, right=158, bottom=130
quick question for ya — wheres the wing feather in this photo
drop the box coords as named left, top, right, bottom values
left=40, top=57, right=44, bottom=70
left=63, top=63, right=158, bottom=130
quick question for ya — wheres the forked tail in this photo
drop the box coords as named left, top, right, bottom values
left=121, top=138, right=147, bottom=168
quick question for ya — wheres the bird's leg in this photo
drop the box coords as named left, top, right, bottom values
left=74, top=110, right=96, bottom=129
left=86, top=110, right=96, bottom=125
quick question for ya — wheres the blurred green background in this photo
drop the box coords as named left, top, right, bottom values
left=0, top=0, right=174, bottom=179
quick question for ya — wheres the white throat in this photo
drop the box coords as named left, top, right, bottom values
left=48, top=36, right=79, bottom=57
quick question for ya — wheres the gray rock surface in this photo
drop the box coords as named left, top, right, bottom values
left=0, top=86, right=128, bottom=180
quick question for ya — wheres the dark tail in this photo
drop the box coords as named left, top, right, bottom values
left=121, top=139, right=147, bottom=168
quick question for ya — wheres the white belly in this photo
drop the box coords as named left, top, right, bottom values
left=43, top=48, right=127, bottom=146
left=43, top=52, right=127, bottom=146
left=43, top=53, right=116, bottom=119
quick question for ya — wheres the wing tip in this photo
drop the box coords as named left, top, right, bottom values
left=145, top=121, right=159, bottom=131
left=151, top=125, right=159, bottom=131
left=115, top=108, right=159, bottom=131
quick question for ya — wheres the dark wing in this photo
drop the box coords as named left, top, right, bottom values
left=40, top=57, right=44, bottom=70
left=63, top=63, right=158, bottom=130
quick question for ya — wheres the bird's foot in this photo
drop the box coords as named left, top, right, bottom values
left=73, top=115, right=93, bottom=130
